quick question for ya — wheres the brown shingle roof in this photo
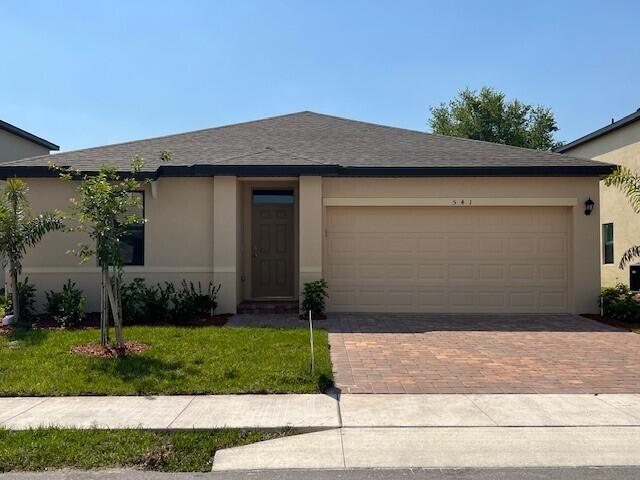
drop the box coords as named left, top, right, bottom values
left=0, top=111, right=613, bottom=177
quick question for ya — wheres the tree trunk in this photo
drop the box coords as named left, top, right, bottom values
left=113, top=271, right=124, bottom=349
left=9, top=264, right=20, bottom=327
left=100, top=268, right=109, bottom=346
left=104, top=269, right=124, bottom=350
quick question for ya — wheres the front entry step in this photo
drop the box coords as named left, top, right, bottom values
left=237, top=300, right=299, bottom=314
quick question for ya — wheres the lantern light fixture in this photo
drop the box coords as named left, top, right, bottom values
left=584, top=197, right=595, bottom=216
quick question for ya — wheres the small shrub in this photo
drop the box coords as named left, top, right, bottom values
left=120, top=278, right=147, bottom=324
left=301, top=279, right=328, bottom=317
left=172, top=281, right=220, bottom=323
left=4, top=278, right=37, bottom=321
left=45, top=280, right=86, bottom=328
left=120, top=278, right=220, bottom=325
left=0, top=289, right=9, bottom=318
left=601, top=283, right=640, bottom=323
left=121, top=278, right=175, bottom=325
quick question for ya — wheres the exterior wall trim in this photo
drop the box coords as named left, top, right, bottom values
left=212, top=266, right=236, bottom=273
left=323, top=197, right=579, bottom=207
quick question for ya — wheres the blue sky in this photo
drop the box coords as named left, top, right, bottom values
left=1, top=0, right=639, bottom=152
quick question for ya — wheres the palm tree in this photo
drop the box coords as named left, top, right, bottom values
left=0, top=179, right=64, bottom=326
left=604, top=166, right=640, bottom=268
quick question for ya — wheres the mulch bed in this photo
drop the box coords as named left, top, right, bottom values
left=299, top=313, right=327, bottom=321
left=28, top=312, right=230, bottom=330
left=70, top=341, right=149, bottom=358
left=0, top=326, right=16, bottom=335
left=581, top=313, right=636, bottom=331
left=182, top=313, right=231, bottom=327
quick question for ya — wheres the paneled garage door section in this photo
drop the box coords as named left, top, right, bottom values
left=324, top=206, right=570, bottom=313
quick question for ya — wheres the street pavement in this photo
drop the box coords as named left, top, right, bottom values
left=3, top=467, right=640, bottom=479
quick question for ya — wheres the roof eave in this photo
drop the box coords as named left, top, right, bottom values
left=0, top=120, right=59, bottom=151
left=0, top=163, right=615, bottom=180
left=556, top=110, right=640, bottom=153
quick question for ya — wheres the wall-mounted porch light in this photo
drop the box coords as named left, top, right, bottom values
left=584, top=197, right=595, bottom=216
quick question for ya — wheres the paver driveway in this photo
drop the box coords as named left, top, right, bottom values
left=328, top=313, right=640, bottom=394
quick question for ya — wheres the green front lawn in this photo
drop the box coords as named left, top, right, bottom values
left=0, top=326, right=332, bottom=395
left=0, top=428, right=284, bottom=472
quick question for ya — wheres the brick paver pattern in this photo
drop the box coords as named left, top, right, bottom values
left=228, top=313, right=640, bottom=394
left=327, top=314, right=640, bottom=394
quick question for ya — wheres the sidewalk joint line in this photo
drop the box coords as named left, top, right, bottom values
left=166, top=395, right=196, bottom=429
left=464, top=394, right=498, bottom=426
left=0, top=397, right=50, bottom=427
left=335, top=390, right=343, bottom=428
left=594, top=394, right=640, bottom=423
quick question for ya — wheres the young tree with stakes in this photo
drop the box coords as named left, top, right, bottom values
left=55, top=152, right=170, bottom=348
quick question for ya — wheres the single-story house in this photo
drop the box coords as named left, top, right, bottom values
left=0, top=112, right=614, bottom=314
left=557, top=108, right=640, bottom=288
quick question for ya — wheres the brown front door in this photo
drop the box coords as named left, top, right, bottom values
left=251, top=189, right=295, bottom=298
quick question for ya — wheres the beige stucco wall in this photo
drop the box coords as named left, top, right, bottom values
left=14, top=174, right=602, bottom=315
left=21, top=177, right=215, bottom=312
left=322, top=176, right=601, bottom=314
left=0, top=129, right=50, bottom=163
left=299, top=176, right=323, bottom=293
left=562, top=121, right=640, bottom=287
left=212, top=176, right=238, bottom=313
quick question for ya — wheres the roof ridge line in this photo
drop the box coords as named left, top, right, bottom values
left=17, top=111, right=316, bottom=163
left=302, top=111, right=580, bottom=160
left=268, top=147, right=333, bottom=166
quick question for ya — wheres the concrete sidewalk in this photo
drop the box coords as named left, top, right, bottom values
left=0, top=394, right=340, bottom=430
left=340, top=393, right=640, bottom=426
left=213, top=426, right=640, bottom=470
left=4, top=393, right=640, bottom=430
left=5, top=393, right=640, bottom=471
left=212, top=393, right=640, bottom=470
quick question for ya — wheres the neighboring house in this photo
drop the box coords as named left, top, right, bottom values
left=557, top=109, right=640, bottom=288
left=0, top=120, right=58, bottom=276
left=0, top=112, right=613, bottom=314
left=0, top=119, right=59, bottom=163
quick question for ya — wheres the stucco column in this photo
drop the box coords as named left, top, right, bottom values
left=299, top=176, right=323, bottom=296
left=213, top=176, right=238, bottom=314
left=572, top=183, right=601, bottom=314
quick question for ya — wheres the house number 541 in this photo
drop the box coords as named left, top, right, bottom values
left=452, top=199, right=472, bottom=205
